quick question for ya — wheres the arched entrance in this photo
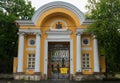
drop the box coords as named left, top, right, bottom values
left=48, top=42, right=70, bottom=79
left=44, top=39, right=73, bottom=80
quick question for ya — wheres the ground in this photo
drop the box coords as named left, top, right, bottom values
left=0, top=80, right=120, bottom=83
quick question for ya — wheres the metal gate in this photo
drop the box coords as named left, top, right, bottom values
left=48, top=43, right=70, bottom=79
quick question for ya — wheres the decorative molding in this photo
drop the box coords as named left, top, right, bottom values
left=76, top=28, right=86, bottom=34
left=82, top=47, right=92, bottom=50
left=46, top=30, right=72, bottom=38
left=16, top=1, right=93, bottom=26
left=16, top=20, right=35, bottom=26
left=48, top=35, right=70, bottom=39
left=82, top=68, right=92, bottom=72
left=26, top=48, right=35, bottom=51
left=19, top=29, right=41, bottom=34
left=32, top=1, right=85, bottom=25
left=46, top=30, right=72, bottom=35
left=82, top=19, right=94, bottom=25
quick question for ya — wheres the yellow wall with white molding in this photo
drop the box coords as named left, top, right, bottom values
left=14, top=7, right=106, bottom=75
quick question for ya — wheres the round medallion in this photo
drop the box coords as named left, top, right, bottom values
left=83, top=39, right=89, bottom=45
left=30, top=39, right=35, bottom=45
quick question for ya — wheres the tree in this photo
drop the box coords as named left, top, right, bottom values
left=86, top=0, right=120, bottom=73
left=0, top=0, right=35, bottom=73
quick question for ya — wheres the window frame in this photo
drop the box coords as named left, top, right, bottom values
left=27, top=54, right=35, bottom=70
left=82, top=53, right=90, bottom=70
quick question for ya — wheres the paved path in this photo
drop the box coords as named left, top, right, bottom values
left=0, top=80, right=120, bottom=83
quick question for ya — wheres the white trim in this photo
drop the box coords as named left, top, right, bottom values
left=19, top=29, right=41, bottom=34
left=44, top=39, right=48, bottom=74
left=32, top=1, right=85, bottom=25
left=17, top=33, right=24, bottom=72
left=46, top=30, right=72, bottom=39
left=44, top=38, right=74, bottom=75
left=70, top=39, right=74, bottom=74
left=82, top=47, right=92, bottom=50
left=27, top=54, right=35, bottom=71
left=47, top=35, right=70, bottom=39
left=35, top=34, right=41, bottom=72
left=81, top=53, right=91, bottom=72
left=46, top=30, right=72, bottom=35
left=26, top=48, right=35, bottom=51
left=76, top=34, right=82, bottom=72
left=16, top=1, right=94, bottom=26
left=93, top=36, right=100, bottom=72
left=76, top=28, right=86, bottom=34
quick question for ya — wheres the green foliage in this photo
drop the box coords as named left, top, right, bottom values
left=0, top=0, right=35, bottom=73
left=86, top=0, right=120, bottom=72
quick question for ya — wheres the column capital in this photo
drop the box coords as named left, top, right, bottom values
left=17, top=32, right=25, bottom=36
left=34, top=32, right=41, bottom=36
left=76, top=32, right=82, bottom=36
left=93, top=35, right=98, bottom=39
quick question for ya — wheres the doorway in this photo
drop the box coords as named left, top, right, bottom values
left=48, top=42, right=70, bottom=79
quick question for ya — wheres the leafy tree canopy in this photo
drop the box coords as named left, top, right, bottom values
left=0, top=0, right=35, bottom=73
left=86, top=0, right=120, bottom=72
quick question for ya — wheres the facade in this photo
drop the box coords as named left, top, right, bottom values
left=13, top=1, right=106, bottom=81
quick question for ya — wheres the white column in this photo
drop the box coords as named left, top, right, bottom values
left=76, top=33, right=82, bottom=72
left=44, top=39, right=48, bottom=74
left=70, top=40, right=74, bottom=74
left=35, top=33, right=41, bottom=72
left=93, top=36, right=100, bottom=72
left=17, top=32, right=24, bottom=72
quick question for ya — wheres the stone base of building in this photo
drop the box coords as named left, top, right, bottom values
left=74, top=72, right=105, bottom=81
left=13, top=73, right=43, bottom=81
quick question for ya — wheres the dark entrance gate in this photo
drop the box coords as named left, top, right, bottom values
left=48, top=42, right=70, bottom=79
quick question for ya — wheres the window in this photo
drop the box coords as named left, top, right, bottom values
left=28, top=39, right=35, bottom=46
left=82, top=53, right=90, bottom=69
left=28, top=54, right=35, bottom=69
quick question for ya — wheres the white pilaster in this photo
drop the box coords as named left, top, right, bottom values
left=44, top=39, right=48, bottom=74
left=76, top=33, right=82, bottom=72
left=35, top=33, right=41, bottom=72
left=17, top=32, right=25, bottom=72
left=93, top=36, right=100, bottom=72
left=70, top=39, right=74, bottom=74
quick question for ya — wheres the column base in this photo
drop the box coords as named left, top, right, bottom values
left=74, top=73, right=105, bottom=81
left=75, top=72, right=83, bottom=81
left=13, top=72, right=24, bottom=80
left=13, top=72, right=42, bottom=81
left=76, top=72, right=82, bottom=75
left=43, top=74, right=47, bottom=80
left=70, top=74, right=73, bottom=80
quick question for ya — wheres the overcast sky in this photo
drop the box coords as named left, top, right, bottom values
left=28, top=0, right=88, bottom=13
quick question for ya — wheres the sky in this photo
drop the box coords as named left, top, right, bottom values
left=28, top=0, right=88, bottom=13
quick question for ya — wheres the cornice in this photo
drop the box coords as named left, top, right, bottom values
left=46, top=30, right=72, bottom=35
left=16, top=1, right=94, bottom=26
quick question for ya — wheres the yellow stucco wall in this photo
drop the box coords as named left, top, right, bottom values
left=100, top=56, right=106, bottom=72
left=13, top=57, right=18, bottom=73
left=14, top=7, right=106, bottom=75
